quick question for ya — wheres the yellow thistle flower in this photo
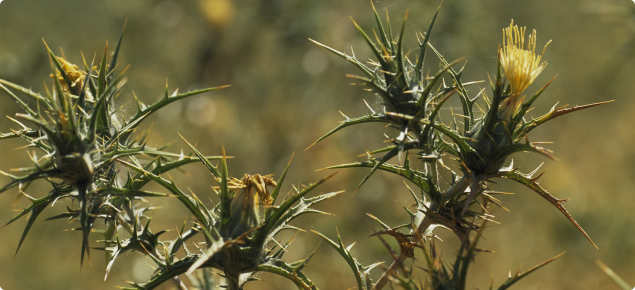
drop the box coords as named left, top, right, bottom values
left=49, top=57, right=89, bottom=94
left=499, top=20, right=551, bottom=120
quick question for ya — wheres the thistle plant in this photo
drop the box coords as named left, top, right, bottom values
left=0, top=35, right=231, bottom=265
left=0, top=30, right=340, bottom=289
left=0, top=3, right=614, bottom=290
left=309, top=4, right=610, bottom=289
left=112, top=148, right=340, bottom=289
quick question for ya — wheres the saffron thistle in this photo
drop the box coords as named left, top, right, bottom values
left=499, top=20, right=551, bottom=119
left=49, top=57, right=88, bottom=93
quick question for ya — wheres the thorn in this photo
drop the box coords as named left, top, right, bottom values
left=363, top=99, right=376, bottom=115
left=304, top=142, right=317, bottom=151
left=528, top=163, right=544, bottom=178
left=338, top=110, right=350, bottom=120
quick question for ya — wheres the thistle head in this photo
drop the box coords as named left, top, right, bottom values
left=49, top=56, right=90, bottom=94
left=227, top=173, right=276, bottom=238
left=499, top=20, right=551, bottom=120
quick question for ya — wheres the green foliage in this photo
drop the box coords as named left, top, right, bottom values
left=309, top=3, right=609, bottom=290
left=0, top=2, right=614, bottom=290
left=115, top=148, right=339, bottom=289
left=0, top=30, right=228, bottom=266
left=0, top=29, right=344, bottom=289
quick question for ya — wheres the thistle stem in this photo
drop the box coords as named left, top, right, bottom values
left=372, top=256, right=406, bottom=290
left=225, top=271, right=242, bottom=290
left=171, top=276, right=189, bottom=290
left=372, top=200, right=440, bottom=290
left=372, top=175, right=472, bottom=290
left=115, top=213, right=135, bottom=234
left=116, top=213, right=189, bottom=289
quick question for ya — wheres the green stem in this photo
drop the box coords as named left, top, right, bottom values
left=115, top=213, right=189, bottom=290
left=372, top=200, right=441, bottom=290
left=372, top=256, right=406, bottom=290
left=445, top=175, right=472, bottom=202
left=422, top=146, right=439, bottom=194
left=372, top=174, right=473, bottom=290
left=115, top=212, right=135, bottom=235
left=225, top=271, right=241, bottom=290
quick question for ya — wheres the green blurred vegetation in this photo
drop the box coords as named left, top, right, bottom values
left=0, top=0, right=633, bottom=289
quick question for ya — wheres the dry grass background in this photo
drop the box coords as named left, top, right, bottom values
left=0, top=0, right=633, bottom=289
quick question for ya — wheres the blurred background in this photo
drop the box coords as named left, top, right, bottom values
left=0, top=0, right=633, bottom=289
